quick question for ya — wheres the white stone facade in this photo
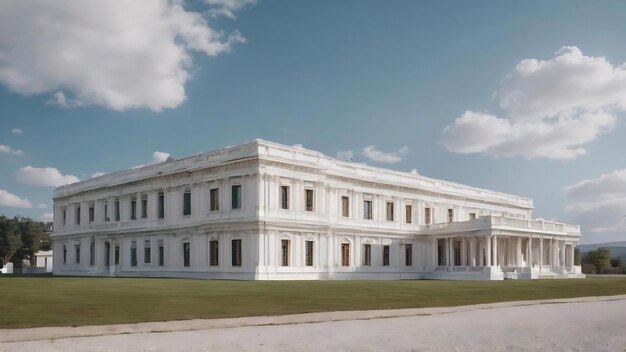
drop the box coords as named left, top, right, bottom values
left=51, top=140, right=584, bottom=280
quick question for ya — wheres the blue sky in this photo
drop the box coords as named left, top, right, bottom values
left=1, top=0, right=626, bottom=244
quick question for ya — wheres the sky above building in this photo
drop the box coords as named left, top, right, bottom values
left=1, top=0, right=625, bottom=244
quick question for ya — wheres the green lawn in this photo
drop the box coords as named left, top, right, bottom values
left=1, top=276, right=625, bottom=328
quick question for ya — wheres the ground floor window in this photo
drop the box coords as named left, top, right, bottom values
left=453, top=241, right=461, bottom=266
left=281, top=239, right=290, bottom=266
left=130, top=241, right=137, bottom=267
left=63, top=245, right=67, bottom=264
left=232, top=239, right=242, bottom=266
left=438, top=239, right=445, bottom=266
left=405, top=244, right=412, bottom=266
left=158, top=240, right=164, bottom=266
left=363, top=244, right=372, bottom=266
left=383, top=245, right=390, bottom=266
left=144, top=240, right=151, bottom=264
left=305, top=241, right=314, bottom=266
left=90, top=239, right=95, bottom=266
left=104, top=242, right=110, bottom=266
left=341, top=243, right=350, bottom=266
left=115, top=245, right=120, bottom=265
left=75, top=245, right=81, bottom=264
left=210, top=240, right=219, bottom=266
left=183, top=242, right=191, bottom=267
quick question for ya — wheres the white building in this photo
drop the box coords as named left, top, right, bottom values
left=52, top=140, right=584, bottom=280
left=34, top=250, right=54, bottom=272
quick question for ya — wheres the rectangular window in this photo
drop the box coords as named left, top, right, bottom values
left=280, top=186, right=289, bottom=210
left=364, top=200, right=373, bottom=220
left=75, top=245, right=80, bottom=264
left=89, top=204, right=95, bottom=223
left=405, top=244, right=413, bottom=266
left=232, top=185, right=242, bottom=209
left=130, top=198, right=137, bottom=220
left=158, top=192, right=165, bottom=219
left=158, top=240, right=164, bottom=266
left=90, top=241, right=95, bottom=266
left=281, top=239, right=290, bottom=266
left=405, top=205, right=412, bottom=224
left=183, top=242, right=190, bottom=267
left=386, top=202, right=394, bottom=221
left=341, top=196, right=349, bottom=217
left=115, top=199, right=120, bottom=221
left=425, top=207, right=432, bottom=224
left=144, top=240, right=151, bottom=264
left=305, top=241, right=314, bottom=266
left=63, top=245, right=67, bottom=263
left=183, top=190, right=191, bottom=216
left=104, top=202, right=109, bottom=222
left=210, top=240, right=219, bottom=266
left=105, top=242, right=110, bottom=266
left=76, top=206, right=81, bottom=225
left=383, top=245, right=390, bottom=266
left=62, top=208, right=67, bottom=226
left=305, top=189, right=314, bottom=211
left=363, top=244, right=372, bottom=266
left=341, top=243, right=350, bottom=266
left=232, top=239, right=242, bottom=266
left=115, top=245, right=120, bottom=265
left=469, top=212, right=476, bottom=220
left=210, top=188, right=219, bottom=211
left=130, top=241, right=137, bottom=267
left=141, top=195, right=148, bottom=219
left=448, top=208, right=454, bottom=223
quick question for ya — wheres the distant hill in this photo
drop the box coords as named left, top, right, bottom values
left=579, top=241, right=626, bottom=259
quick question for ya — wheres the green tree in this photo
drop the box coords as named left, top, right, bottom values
left=0, top=216, right=22, bottom=265
left=584, top=248, right=612, bottom=273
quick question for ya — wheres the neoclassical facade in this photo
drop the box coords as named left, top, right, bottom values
left=52, top=140, right=584, bottom=280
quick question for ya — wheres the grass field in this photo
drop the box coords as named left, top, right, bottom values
left=1, top=276, right=626, bottom=328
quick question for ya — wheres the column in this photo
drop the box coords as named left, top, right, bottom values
left=432, top=239, right=438, bottom=267
left=470, top=237, right=476, bottom=267
left=461, top=238, right=467, bottom=266
left=539, top=237, right=544, bottom=271
left=570, top=244, right=575, bottom=269
left=447, top=237, right=453, bottom=266
left=485, top=236, right=491, bottom=267
left=516, top=237, right=522, bottom=267
left=492, top=235, right=498, bottom=267
left=528, top=236, right=533, bottom=268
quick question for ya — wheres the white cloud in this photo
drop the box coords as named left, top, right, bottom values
left=0, top=1, right=246, bottom=112
left=362, top=145, right=408, bottom=164
left=36, top=203, right=47, bottom=209
left=11, top=128, right=22, bottom=135
left=41, top=212, right=54, bottom=222
left=0, top=144, right=24, bottom=156
left=442, top=47, right=625, bottom=160
left=565, top=169, right=626, bottom=233
left=16, top=166, right=80, bottom=187
left=205, top=0, right=256, bottom=18
left=133, top=151, right=171, bottom=168
left=91, top=172, right=106, bottom=178
left=410, top=168, right=419, bottom=175
left=0, top=189, right=33, bottom=208
left=336, top=150, right=354, bottom=161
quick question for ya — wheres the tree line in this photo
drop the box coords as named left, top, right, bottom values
left=0, top=215, right=52, bottom=268
left=582, top=248, right=625, bottom=274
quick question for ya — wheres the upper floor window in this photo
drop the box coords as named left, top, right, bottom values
left=424, top=207, right=432, bottom=225
left=76, top=206, right=81, bottom=225
left=469, top=212, right=476, bottom=220
left=280, top=186, right=289, bottom=210
left=448, top=208, right=454, bottom=223
left=88, top=204, right=95, bottom=223
left=62, top=208, right=67, bottom=226
left=183, top=189, right=191, bottom=216
left=305, top=189, right=314, bottom=212
left=232, top=185, right=242, bottom=209
left=210, top=188, right=219, bottom=211
left=130, top=197, right=137, bottom=220
left=114, top=198, right=120, bottom=222
left=405, top=205, right=412, bottom=224
left=141, top=195, right=148, bottom=219
left=341, top=196, right=349, bottom=217
left=157, top=192, right=165, bottom=219
left=386, top=202, right=394, bottom=221
left=104, top=201, right=109, bottom=222
left=364, top=200, right=373, bottom=220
